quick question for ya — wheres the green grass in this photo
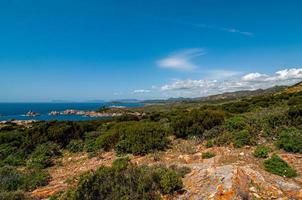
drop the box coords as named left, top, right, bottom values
left=202, top=152, right=216, bottom=159
left=253, top=145, right=270, bottom=158
left=263, top=154, right=297, bottom=178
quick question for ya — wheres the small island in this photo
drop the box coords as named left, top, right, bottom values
left=48, top=107, right=144, bottom=118
left=25, top=110, right=40, bottom=117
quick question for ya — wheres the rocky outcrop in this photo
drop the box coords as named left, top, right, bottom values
left=177, top=155, right=302, bottom=200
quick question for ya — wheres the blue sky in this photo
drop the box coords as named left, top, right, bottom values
left=1, top=0, right=302, bottom=102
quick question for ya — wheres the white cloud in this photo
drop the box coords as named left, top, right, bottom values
left=273, top=68, right=302, bottom=80
left=242, top=68, right=302, bottom=82
left=158, top=68, right=302, bottom=98
left=242, top=73, right=268, bottom=82
left=220, top=27, right=254, bottom=37
left=132, top=89, right=150, bottom=94
left=157, top=48, right=205, bottom=71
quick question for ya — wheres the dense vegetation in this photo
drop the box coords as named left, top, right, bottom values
left=0, top=84, right=301, bottom=199
left=95, top=121, right=169, bottom=155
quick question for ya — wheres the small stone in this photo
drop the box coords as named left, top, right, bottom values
left=239, top=152, right=245, bottom=156
left=253, top=193, right=261, bottom=199
left=249, top=186, right=257, bottom=193
left=183, top=155, right=191, bottom=163
left=194, top=152, right=202, bottom=156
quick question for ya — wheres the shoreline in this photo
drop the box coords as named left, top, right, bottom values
left=0, top=108, right=145, bottom=123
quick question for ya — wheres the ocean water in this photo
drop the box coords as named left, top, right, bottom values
left=0, top=102, right=143, bottom=121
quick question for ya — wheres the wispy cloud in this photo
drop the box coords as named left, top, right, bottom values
left=132, top=89, right=151, bottom=94
left=189, top=23, right=254, bottom=37
left=155, top=17, right=254, bottom=37
left=157, top=48, right=206, bottom=71
left=205, top=69, right=242, bottom=79
left=212, top=26, right=253, bottom=37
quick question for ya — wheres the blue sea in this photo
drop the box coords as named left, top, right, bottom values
left=0, top=102, right=143, bottom=121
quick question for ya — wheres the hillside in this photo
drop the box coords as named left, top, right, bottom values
left=285, top=81, right=302, bottom=94
left=0, top=83, right=301, bottom=200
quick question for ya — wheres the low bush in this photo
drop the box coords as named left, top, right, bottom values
left=0, top=166, right=49, bottom=193
left=233, top=130, right=254, bottom=148
left=56, top=158, right=183, bottom=200
left=211, top=128, right=255, bottom=148
left=205, top=140, right=214, bottom=148
left=96, top=122, right=169, bottom=156
left=22, top=170, right=50, bottom=191
left=275, top=130, right=302, bottom=153
left=225, top=116, right=247, bottom=131
left=253, top=146, right=270, bottom=158
left=223, top=101, right=250, bottom=114
left=171, top=109, right=225, bottom=138
left=288, top=105, right=302, bottom=125
left=0, top=191, right=31, bottom=200
left=203, top=126, right=224, bottom=140
left=66, top=140, right=84, bottom=153
left=27, top=142, right=61, bottom=169
left=264, top=154, right=297, bottom=178
left=215, top=131, right=233, bottom=146
left=202, top=152, right=216, bottom=159
left=287, top=96, right=302, bottom=106
left=95, top=123, right=125, bottom=151
left=169, top=165, right=191, bottom=178
left=0, top=166, right=23, bottom=192
left=156, top=167, right=183, bottom=194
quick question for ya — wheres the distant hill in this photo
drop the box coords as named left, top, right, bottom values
left=141, top=85, right=287, bottom=104
left=110, top=99, right=140, bottom=103
left=196, top=85, right=287, bottom=102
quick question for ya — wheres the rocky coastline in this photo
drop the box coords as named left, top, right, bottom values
left=48, top=109, right=124, bottom=117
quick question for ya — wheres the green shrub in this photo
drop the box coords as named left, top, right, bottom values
left=288, top=105, right=302, bottom=125
left=66, top=140, right=84, bottom=153
left=288, top=96, right=302, bottom=106
left=275, top=130, right=302, bottom=153
left=225, top=116, right=247, bottom=131
left=156, top=168, right=183, bottom=194
left=0, top=191, right=31, bottom=200
left=27, top=142, right=61, bottom=169
left=171, top=109, right=225, bottom=138
left=253, top=146, right=269, bottom=158
left=223, top=101, right=250, bottom=113
left=264, top=154, right=297, bottom=178
left=57, top=158, right=183, bottom=200
left=205, top=140, right=214, bottom=148
left=22, top=170, right=50, bottom=191
left=203, top=126, right=224, bottom=140
left=96, top=122, right=169, bottom=156
left=233, top=130, right=253, bottom=148
left=95, top=123, right=124, bottom=151
left=0, top=131, right=25, bottom=166
left=169, top=165, right=191, bottom=178
left=2, top=154, right=25, bottom=166
left=0, top=166, right=49, bottom=192
left=0, top=167, right=23, bottom=192
left=202, top=152, right=216, bottom=159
